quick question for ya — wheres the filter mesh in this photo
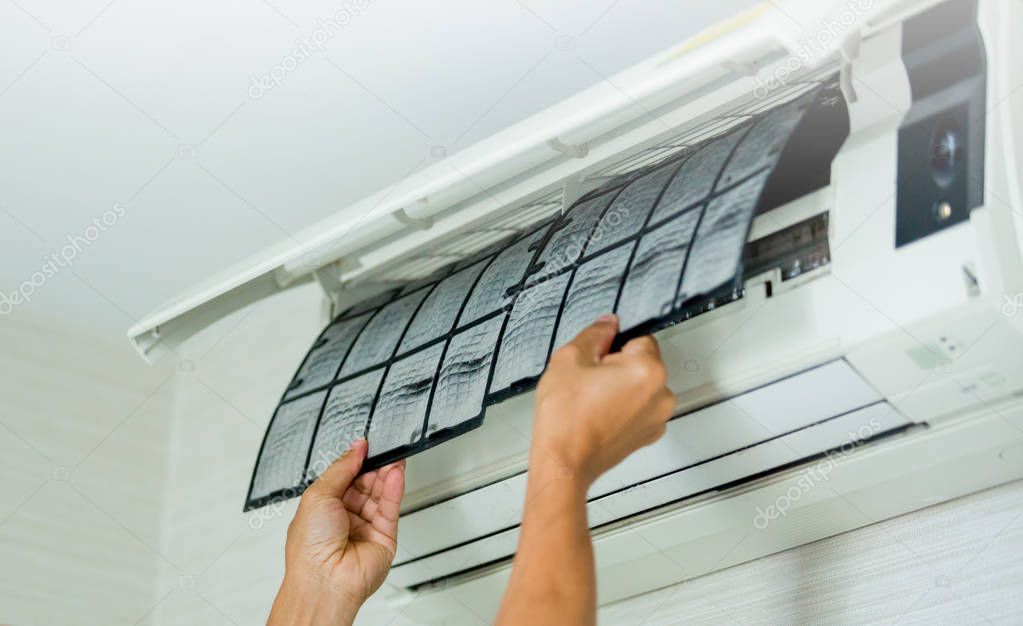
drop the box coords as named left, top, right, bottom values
left=458, top=226, right=550, bottom=326
left=490, top=272, right=572, bottom=395
left=306, top=368, right=384, bottom=479
left=283, top=312, right=372, bottom=400
left=250, top=391, right=325, bottom=500
left=244, top=82, right=831, bottom=510
left=429, top=315, right=505, bottom=436
left=554, top=244, right=634, bottom=350
left=339, top=287, right=430, bottom=377
left=398, top=259, right=488, bottom=354
left=368, top=343, right=445, bottom=458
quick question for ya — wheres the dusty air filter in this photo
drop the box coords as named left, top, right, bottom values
left=244, top=82, right=831, bottom=511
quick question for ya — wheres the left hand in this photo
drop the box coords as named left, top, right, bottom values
left=268, top=439, right=405, bottom=626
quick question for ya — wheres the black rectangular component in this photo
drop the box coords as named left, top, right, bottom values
left=743, top=213, right=830, bottom=282
left=896, top=0, right=985, bottom=247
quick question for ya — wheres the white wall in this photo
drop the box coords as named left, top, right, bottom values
left=0, top=311, right=176, bottom=625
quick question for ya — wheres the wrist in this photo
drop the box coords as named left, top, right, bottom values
left=269, top=571, right=361, bottom=626
left=528, top=440, right=596, bottom=492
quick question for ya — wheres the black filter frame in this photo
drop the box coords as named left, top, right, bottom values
left=244, top=80, right=839, bottom=511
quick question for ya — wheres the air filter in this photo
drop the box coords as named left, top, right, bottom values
left=244, top=82, right=829, bottom=511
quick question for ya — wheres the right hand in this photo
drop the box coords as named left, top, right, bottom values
left=532, top=314, right=676, bottom=486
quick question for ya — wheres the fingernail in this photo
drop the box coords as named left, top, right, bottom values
left=597, top=313, right=617, bottom=323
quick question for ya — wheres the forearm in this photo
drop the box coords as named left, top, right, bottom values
left=495, top=447, right=596, bottom=626
left=267, top=572, right=360, bottom=626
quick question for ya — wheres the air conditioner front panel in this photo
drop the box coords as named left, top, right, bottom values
left=394, top=359, right=881, bottom=564
left=388, top=398, right=910, bottom=588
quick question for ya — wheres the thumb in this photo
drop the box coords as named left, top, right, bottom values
left=566, top=314, right=619, bottom=364
left=312, top=439, right=367, bottom=498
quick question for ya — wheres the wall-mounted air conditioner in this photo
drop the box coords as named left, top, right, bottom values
left=129, top=0, right=1023, bottom=619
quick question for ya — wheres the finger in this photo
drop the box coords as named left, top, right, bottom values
left=312, top=439, right=367, bottom=498
left=370, top=464, right=393, bottom=501
left=565, top=314, right=618, bottom=364
left=342, top=470, right=377, bottom=513
left=371, top=463, right=405, bottom=541
left=620, top=334, right=662, bottom=361
left=353, top=469, right=377, bottom=495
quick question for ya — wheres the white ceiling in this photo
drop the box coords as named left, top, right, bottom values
left=0, top=0, right=758, bottom=341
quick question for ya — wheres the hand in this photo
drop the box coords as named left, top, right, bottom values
left=268, top=440, right=405, bottom=626
left=532, top=314, right=676, bottom=487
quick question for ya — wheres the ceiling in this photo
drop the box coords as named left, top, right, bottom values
left=0, top=0, right=759, bottom=342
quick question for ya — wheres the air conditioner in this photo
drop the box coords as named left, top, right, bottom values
left=129, top=0, right=1023, bottom=619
